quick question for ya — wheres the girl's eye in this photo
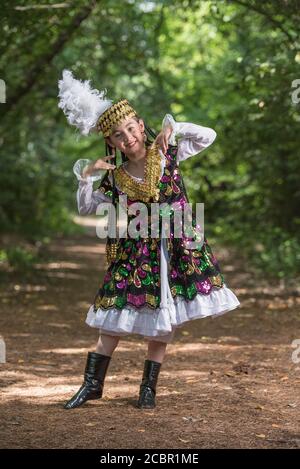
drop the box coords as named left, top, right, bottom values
left=115, top=126, right=134, bottom=138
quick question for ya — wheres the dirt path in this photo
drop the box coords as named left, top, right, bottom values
left=0, top=219, right=300, bottom=449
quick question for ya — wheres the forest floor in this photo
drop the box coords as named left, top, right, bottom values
left=0, top=217, right=300, bottom=449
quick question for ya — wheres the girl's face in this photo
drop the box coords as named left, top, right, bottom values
left=106, top=116, right=146, bottom=160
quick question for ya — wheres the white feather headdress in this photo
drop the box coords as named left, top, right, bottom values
left=57, top=69, right=113, bottom=136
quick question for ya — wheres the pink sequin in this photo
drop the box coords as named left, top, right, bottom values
left=137, top=267, right=147, bottom=278
left=103, top=272, right=112, bottom=282
left=171, top=269, right=178, bottom=279
left=178, top=196, right=186, bottom=207
left=142, top=244, right=150, bottom=256
left=195, top=279, right=212, bottom=294
left=127, top=293, right=145, bottom=307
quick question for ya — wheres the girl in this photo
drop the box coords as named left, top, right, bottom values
left=58, top=70, right=240, bottom=410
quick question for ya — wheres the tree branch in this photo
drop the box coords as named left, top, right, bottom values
left=229, top=0, right=296, bottom=46
left=2, top=1, right=97, bottom=119
left=14, top=3, right=71, bottom=10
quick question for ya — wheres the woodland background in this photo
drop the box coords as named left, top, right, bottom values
left=0, top=0, right=299, bottom=279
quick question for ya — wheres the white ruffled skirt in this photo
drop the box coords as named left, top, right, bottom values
left=85, top=238, right=241, bottom=343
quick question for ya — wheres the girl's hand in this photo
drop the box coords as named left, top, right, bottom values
left=83, top=153, right=116, bottom=178
left=154, top=126, right=173, bottom=154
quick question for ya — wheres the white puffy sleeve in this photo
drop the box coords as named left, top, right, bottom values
left=161, top=113, right=217, bottom=163
left=73, top=159, right=112, bottom=215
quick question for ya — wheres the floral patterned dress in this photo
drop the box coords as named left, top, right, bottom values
left=73, top=114, right=240, bottom=343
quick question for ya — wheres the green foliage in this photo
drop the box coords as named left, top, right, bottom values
left=0, top=0, right=299, bottom=278
left=5, top=246, right=38, bottom=272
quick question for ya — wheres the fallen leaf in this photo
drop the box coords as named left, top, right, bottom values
left=225, top=371, right=236, bottom=377
left=255, top=405, right=264, bottom=410
left=256, top=434, right=266, bottom=439
left=233, top=364, right=250, bottom=374
left=182, top=416, right=197, bottom=422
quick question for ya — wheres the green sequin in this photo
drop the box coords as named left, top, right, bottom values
left=115, top=296, right=125, bottom=308
left=142, top=274, right=152, bottom=286
left=179, top=259, right=187, bottom=271
left=175, top=284, right=184, bottom=295
left=119, top=266, right=129, bottom=277
left=187, top=283, right=197, bottom=299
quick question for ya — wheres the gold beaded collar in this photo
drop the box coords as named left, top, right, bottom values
left=114, top=143, right=161, bottom=202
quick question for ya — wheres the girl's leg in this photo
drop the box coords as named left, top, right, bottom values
left=64, top=333, right=120, bottom=409
left=95, top=333, right=120, bottom=356
left=147, top=339, right=168, bottom=363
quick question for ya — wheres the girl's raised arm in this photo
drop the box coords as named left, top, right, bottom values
left=161, top=113, right=217, bottom=163
left=73, top=159, right=112, bottom=215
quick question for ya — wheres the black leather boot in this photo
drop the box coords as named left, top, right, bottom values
left=137, top=359, right=161, bottom=409
left=64, top=352, right=111, bottom=409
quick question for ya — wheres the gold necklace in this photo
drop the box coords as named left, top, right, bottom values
left=114, top=143, right=161, bottom=202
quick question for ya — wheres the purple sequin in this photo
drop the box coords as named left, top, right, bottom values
left=116, top=279, right=127, bottom=289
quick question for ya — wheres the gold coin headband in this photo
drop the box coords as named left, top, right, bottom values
left=96, top=99, right=137, bottom=136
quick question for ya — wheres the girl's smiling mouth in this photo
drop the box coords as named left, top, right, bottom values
left=127, top=140, right=137, bottom=148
